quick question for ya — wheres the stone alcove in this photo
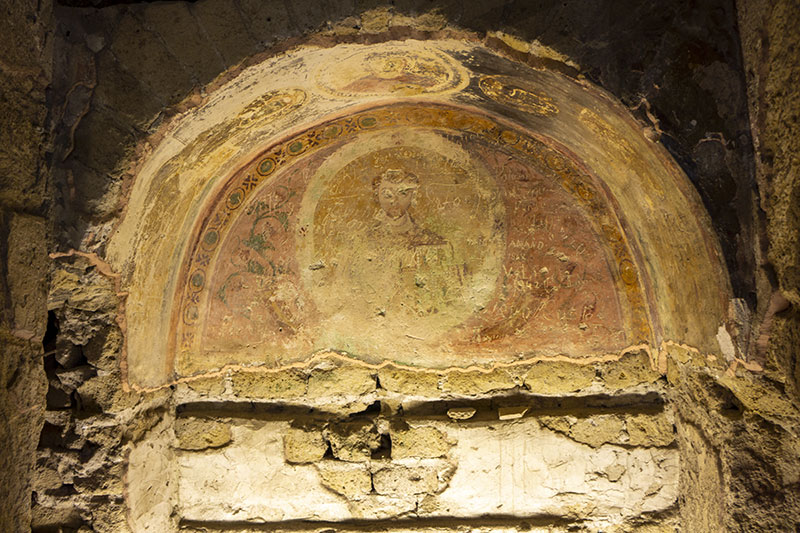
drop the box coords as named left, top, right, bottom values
left=4, top=0, right=800, bottom=530
left=112, top=37, right=731, bottom=389
left=107, top=35, right=736, bottom=532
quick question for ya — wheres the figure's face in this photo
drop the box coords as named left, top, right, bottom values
left=378, top=182, right=415, bottom=219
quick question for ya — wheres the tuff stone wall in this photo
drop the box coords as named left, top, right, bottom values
left=0, top=0, right=53, bottom=530
left=174, top=413, right=678, bottom=524
left=663, top=1, right=800, bottom=529
left=36, top=249, right=681, bottom=531
left=738, top=0, right=800, bottom=400
left=126, top=354, right=679, bottom=532
left=1, top=0, right=798, bottom=532
left=663, top=0, right=800, bottom=511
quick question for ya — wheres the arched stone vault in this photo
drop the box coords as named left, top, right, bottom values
left=3, top=0, right=797, bottom=531
left=108, top=36, right=731, bottom=389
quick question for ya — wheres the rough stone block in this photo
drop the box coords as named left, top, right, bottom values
left=0, top=338, right=46, bottom=533
left=537, top=416, right=578, bottom=435
left=33, top=460, right=64, bottom=492
left=45, top=375, right=73, bottom=409
left=77, top=372, right=139, bottom=413
left=665, top=353, right=681, bottom=386
left=237, top=0, right=294, bottom=47
left=0, top=93, right=48, bottom=211
left=6, top=212, right=47, bottom=336
left=441, top=368, right=516, bottom=396
left=524, top=360, right=596, bottom=394
left=283, top=426, right=327, bottom=463
left=540, top=415, right=627, bottom=448
left=0, top=0, right=52, bottom=70
left=73, top=460, right=124, bottom=495
left=93, top=49, right=165, bottom=129
left=378, top=367, right=440, bottom=396
left=110, top=12, right=195, bottom=104
left=49, top=260, right=117, bottom=315
left=82, top=326, right=122, bottom=374
left=569, top=415, right=626, bottom=448
left=359, top=6, right=393, bottom=32
left=326, top=419, right=380, bottom=462
left=306, top=366, right=376, bottom=399
left=764, top=310, right=800, bottom=403
left=185, top=375, right=226, bottom=396
left=391, top=425, right=451, bottom=459
left=30, top=501, right=83, bottom=530
left=676, top=421, right=725, bottom=530
left=626, top=414, right=675, bottom=447
left=55, top=365, right=96, bottom=390
left=70, top=107, right=136, bottom=177
left=315, top=461, right=372, bottom=498
left=65, top=163, right=124, bottom=219
left=372, top=464, right=439, bottom=495
left=601, top=351, right=660, bottom=390
left=295, top=0, right=352, bottom=32
left=54, top=338, right=85, bottom=369
left=0, top=217, right=7, bottom=323
left=393, top=7, right=449, bottom=30
left=230, top=368, right=306, bottom=399
left=174, top=418, right=232, bottom=451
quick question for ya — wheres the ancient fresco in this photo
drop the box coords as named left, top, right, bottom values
left=299, top=138, right=505, bottom=348
left=479, top=76, right=559, bottom=116
left=578, top=108, right=635, bottom=162
left=174, top=104, right=651, bottom=374
left=316, top=43, right=468, bottom=97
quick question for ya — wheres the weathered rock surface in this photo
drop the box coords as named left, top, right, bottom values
left=174, top=418, right=232, bottom=451
left=0, top=1, right=796, bottom=532
left=175, top=418, right=678, bottom=526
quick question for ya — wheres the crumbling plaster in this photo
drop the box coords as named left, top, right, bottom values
left=0, top=0, right=798, bottom=532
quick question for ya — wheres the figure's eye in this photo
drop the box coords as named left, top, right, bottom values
left=400, top=189, right=409, bottom=196
left=381, top=189, right=393, bottom=198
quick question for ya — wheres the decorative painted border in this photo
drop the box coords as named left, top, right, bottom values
left=315, top=45, right=469, bottom=98
left=174, top=103, right=653, bottom=370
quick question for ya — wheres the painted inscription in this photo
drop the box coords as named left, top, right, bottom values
left=317, top=44, right=468, bottom=97
left=454, top=148, right=625, bottom=355
left=174, top=105, right=651, bottom=374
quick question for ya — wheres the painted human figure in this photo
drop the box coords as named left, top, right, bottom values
left=367, top=169, right=464, bottom=317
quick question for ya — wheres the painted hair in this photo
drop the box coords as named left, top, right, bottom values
left=372, top=169, right=419, bottom=195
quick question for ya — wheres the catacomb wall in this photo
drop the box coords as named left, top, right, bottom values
left=0, top=0, right=798, bottom=532
left=0, top=0, right=52, bottom=530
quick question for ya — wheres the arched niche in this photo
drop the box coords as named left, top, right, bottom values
left=107, top=38, right=731, bottom=389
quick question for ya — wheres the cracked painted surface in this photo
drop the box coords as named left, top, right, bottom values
left=175, top=106, right=648, bottom=375
left=22, top=2, right=799, bottom=532
left=107, top=39, right=730, bottom=388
